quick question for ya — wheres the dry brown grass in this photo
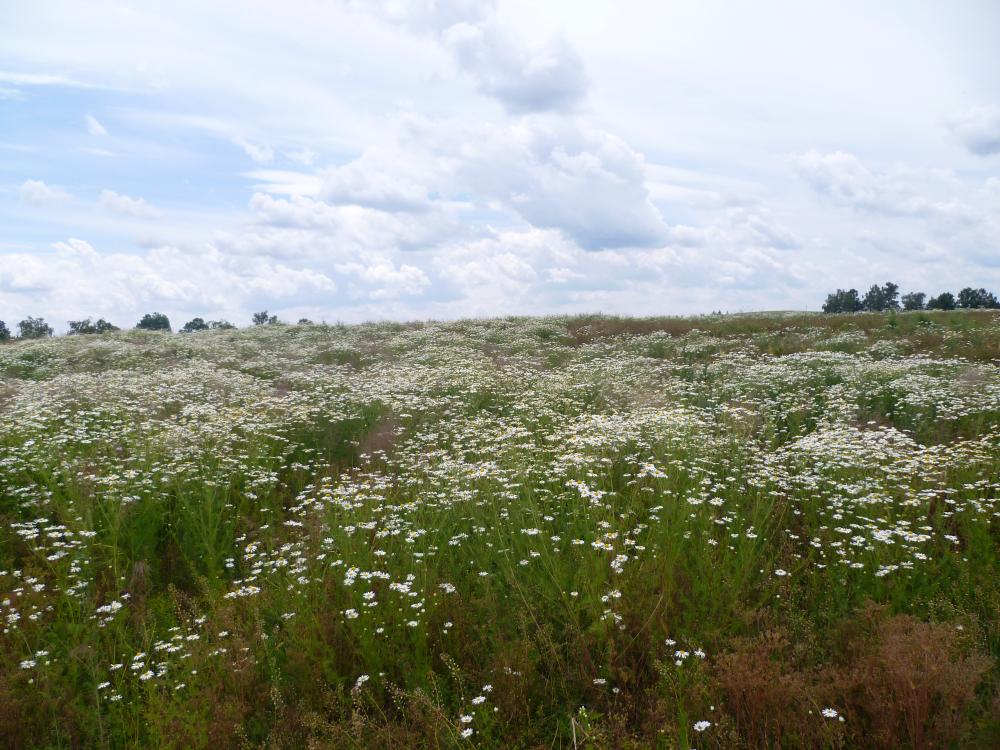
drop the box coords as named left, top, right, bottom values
left=713, top=605, right=993, bottom=750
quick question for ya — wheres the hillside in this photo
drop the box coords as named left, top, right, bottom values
left=1, top=311, right=999, bottom=748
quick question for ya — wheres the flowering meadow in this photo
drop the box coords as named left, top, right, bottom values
left=1, top=311, right=998, bottom=749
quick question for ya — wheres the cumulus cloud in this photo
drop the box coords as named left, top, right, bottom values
left=949, top=105, right=1000, bottom=156
left=19, top=179, right=71, bottom=205
left=792, top=150, right=980, bottom=229
left=246, top=114, right=667, bottom=251
left=320, top=149, right=432, bottom=212
left=0, top=237, right=337, bottom=328
left=410, top=115, right=668, bottom=249
left=100, top=190, right=160, bottom=218
left=85, top=114, right=108, bottom=136
left=245, top=193, right=462, bottom=252
left=442, top=22, right=587, bottom=114
left=335, top=256, right=430, bottom=298
left=359, top=0, right=587, bottom=113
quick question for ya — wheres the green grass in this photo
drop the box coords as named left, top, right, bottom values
left=0, top=311, right=998, bottom=748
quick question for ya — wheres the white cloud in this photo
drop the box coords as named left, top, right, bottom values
left=244, top=170, right=323, bottom=196
left=2, top=0, right=1000, bottom=324
left=334, top=256, right=430, bottom=298
left=320, top=148, right=432, bottom=212
left=949, top=105, right=1000, bottom=156
left=84, top=114, right=108, bottom=136
left=792, top=150, right=983, bottom=230
left=233, top=137, right=274, bottom=164
left=285, top=148, right=318, bottom=166
left=442, top=22, right=587, bottom=113
left=19, top=179, right=71, bottom=205
left=360, top=0, right=588, bottom=113
left=100, top=190, right=160, bottom=218
left=0, top=71, right=103, bottom=89
left=357, top=0, right=497, bottom=35
left=0, top=238, right=337, bottom=329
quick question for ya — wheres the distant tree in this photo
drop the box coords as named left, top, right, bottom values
left=901, top=292, right=926, bottom=311
left=180, top=317, right=210, bottom=333
left=297, top=318, right=313, bottom=325
left=68, top=318, right=119, bottom=335
left=0, top=320, right=10, bottom=341
left=18, top=317, right=54, bottom=339
left=252, top=310, right=278, bottom=326
left=956, top=287, right=1000, bottom=309
left=208, top=320, right=235, bottom=330
left=822, top=288, right=863, bottom=313
left=861, top=281, right=900, bottom=312
left=136, top=312, right=171, bottom=331
left=926, top=292, right=956, bottom=311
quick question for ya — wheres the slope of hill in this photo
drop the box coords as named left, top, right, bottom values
left=1, top=312, right=998, bottom=748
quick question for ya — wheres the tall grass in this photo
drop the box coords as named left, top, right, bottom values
left=0, top=311, right=998, bottom=748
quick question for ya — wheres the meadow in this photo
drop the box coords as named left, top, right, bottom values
left=1, top=310, right=998, bottom=749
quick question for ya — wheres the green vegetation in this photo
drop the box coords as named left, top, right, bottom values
left=824, top=282, right=999, bottom=314
left=1, top=311, right=998, bottom=748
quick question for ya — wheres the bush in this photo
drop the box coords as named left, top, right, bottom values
left=17, top=317, right=54, bottom=339
left=252, top=310, right=279, bottom=326
left=822, top=289, right=863, bottom=313
left=0, top=320, right=10, bottom=341
left=862, top=282, right=900, bottom=312
left=136, top=312, right=171, bottom=331
left=68, top=318, right=119, bottom=335
left=180, top=317, right=210, bottom=333
left=926, top=292, right=957, bottom=311
left=956, top=287, right=1000, bottom=309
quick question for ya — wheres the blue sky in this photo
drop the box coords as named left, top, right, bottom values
left=2, top=0, right=999, bottom=330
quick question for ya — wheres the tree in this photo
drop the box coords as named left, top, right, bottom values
left=901, top=292, right=926, bottom=311
left=180, top=317, right=210, bottom=333
left=136, top=312, right=171, bottom=331
left=297, top=318, right=314, bottom=325
left=252, top=310, right=278, bottom=326
left=0, top=320, right=10, bottom=341
left=956, top=287, right=1000, bottom=309
left=209, top=320, right=235, bottom=330
left=68, top=318, right=119, bottom=335
left=862, top=281, right=900, bottom=312
left=18, top=317, right=54, bottom=339
left=822, top=288, right=863, bottom=313
left=926, top=292, right=956, bottom=311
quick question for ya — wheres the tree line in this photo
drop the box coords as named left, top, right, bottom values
left=0, top=310, right=315, bottom=341
left=822, top=282, right=1000, bottom=313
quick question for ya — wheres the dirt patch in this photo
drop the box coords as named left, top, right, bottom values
left=356, top=412, right=400, bottom=462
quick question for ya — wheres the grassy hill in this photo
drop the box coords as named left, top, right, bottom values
left=1, top=311, right=999, bottom=748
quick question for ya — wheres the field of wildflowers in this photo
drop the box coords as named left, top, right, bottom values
left=1, top=310, right=998, bottom=748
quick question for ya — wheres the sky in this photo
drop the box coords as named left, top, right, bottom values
left=2, top=0, right=999, bottom=330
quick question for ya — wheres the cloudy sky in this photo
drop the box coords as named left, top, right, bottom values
left=2, top=0, right=999, bottom=329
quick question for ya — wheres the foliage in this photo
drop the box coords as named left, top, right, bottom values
left=900, top=291, right=925, bottom=311
left=17, top=316, right=53, bottom=338
left=957, top=287, right=1000, bottom=309
left=180, top=317, right=210, bottom=333
left=926, top=292, right=957, bottom=311
left=136, top=312, right=172, bottom=331
left=0, top=311, right=998, bottom=748
left=0, top=319, right=9, bottom=341
left=252, top=310, right=278, bottom=326
left=861, top=281, right=900, bottom=311
left=822, top=288, right=863, bottom=313
left=68, top=317, right=120, bottom=335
